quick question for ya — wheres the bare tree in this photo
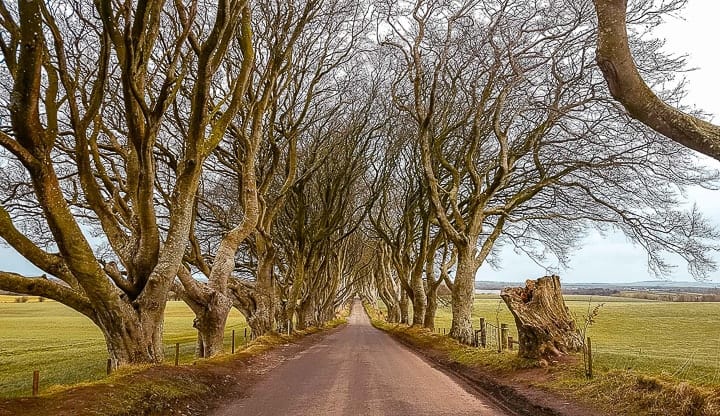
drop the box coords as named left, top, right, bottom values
left=0, top=0, right=252, bottom=367
left=376, top=0, right=718, bottom=344
left=178, top=0, right=370, bottom=347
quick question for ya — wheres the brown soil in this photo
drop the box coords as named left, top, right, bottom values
left=0, top=327, right=343, bottom=416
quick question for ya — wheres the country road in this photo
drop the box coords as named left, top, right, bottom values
left=212, top=301, right=508, bottom=416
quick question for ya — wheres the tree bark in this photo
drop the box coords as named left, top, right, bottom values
left=593, top=0, right=720, bottom=161
left=296, top=295, right=317, bottom=330
left=423, top=284, right=438, bottom=331
left=191, top=293, right=233, bottom=358
left=500, top=275, right=582, bottom=361
left=94, top=299, right=166, bottom=368
left=410, top=269, right=426, bottom=327
left=399, top=288, right=409, bottom=324
left=449, top=246, right=477, bottom=344
left=249, top=239, right=277, bottom=335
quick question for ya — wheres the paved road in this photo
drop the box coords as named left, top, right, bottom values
left=213, top=301, right=507, bottom=416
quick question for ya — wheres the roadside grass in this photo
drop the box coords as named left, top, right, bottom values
left=366, top=304, right=536, bottom=372
left=0, top=315, right=349, bottom=416
left=0, top=301, right=249, bottom=398
left=425, top=296, right=720, bottom=386
left=371, top=296, right=720, bottom=415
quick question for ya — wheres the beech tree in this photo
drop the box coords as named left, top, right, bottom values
left=275, top=93, right=377, bottom=329
left=171, top=0, right=352, bottom=358
left=179, top=0, right=370, bottom=346
left=0, top=0, right=253, bottom=367
left=376, top=0, right=719, bottom=343
left=367, top=136, right=440, bottom=327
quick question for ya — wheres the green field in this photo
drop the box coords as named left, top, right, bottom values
left=0, top=300, right=249, bottom=398
left=427, top=295, right=720, bottom=386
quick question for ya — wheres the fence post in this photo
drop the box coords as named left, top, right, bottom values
left=501, top=324, right=509, bottom=351
left=586, top=337, right=593, bottom=379
left=479, top=318, right=486, bottom=348
left=507, top=336, right=514, bottom=351
left=32, top=370, right=39, bottom=397
left=106, top=358, right=112, bottom=375
left=232, top=329, right=236, bottom=354
left=443, top=327, right=446, bottom=335
left=174, top=343, right=180, bottom=366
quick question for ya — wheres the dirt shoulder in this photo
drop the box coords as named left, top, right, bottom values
left=0, top=323, right=345, bottom=416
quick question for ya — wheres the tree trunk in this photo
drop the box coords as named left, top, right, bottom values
left=249, top=244, right=276, bottom=335
left=423, top=285, right=438, bottom=330
left=192, top=294, right=233, bottom=358
left=399, top=288, right=409, bottom=324
left=96, top=302, right=165, bottom=368
left=296, top=296, right=316, bottom=330
left=449, top=246, right=477, bottom=344
left=379, top=288, right=401, bottom=323
left=500, top=275, right=582, bottom=361
left=410, top=271, right=426, bottom=327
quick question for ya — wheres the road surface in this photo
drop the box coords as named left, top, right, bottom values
left=213, top=301, right=508, bottom=416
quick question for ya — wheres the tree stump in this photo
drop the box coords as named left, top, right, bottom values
left=500, top=275, right=582, bottom=361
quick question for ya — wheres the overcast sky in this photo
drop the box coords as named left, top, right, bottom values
left=1, top=2, right=719, bottom=284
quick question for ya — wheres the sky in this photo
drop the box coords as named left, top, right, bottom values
left=1, top=2, right=719, bottom=285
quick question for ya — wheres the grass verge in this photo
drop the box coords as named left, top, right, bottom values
left=0, top=300, right=249, bottom=398
left=0, top=312, right=348, bottom=416
left=365, top=302, right=720, bottom=416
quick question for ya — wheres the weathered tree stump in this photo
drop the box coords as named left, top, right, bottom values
left=500, top=275, right=582, bottom=361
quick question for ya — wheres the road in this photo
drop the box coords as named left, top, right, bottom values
left=213, top=301, right=508, bottom=416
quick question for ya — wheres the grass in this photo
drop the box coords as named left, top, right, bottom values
left=0, top=300, right=249, bottom=398
left=0, top=312, right=350, bottom=416
left=425, top=295, right=720, bottom=386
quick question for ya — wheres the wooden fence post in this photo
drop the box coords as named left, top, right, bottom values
left=106, top=358, right=112, bottom=375
left=32, top=370, right=39, bottom=397
left=586, top=337, right=593, bottom=379
left=479, top=318, right=486, bottom=348
left=232, top=330, right=236, bottom=354
left=501, top=324, right=509, bottom=351
left=174, top=343, right=180, bottom=366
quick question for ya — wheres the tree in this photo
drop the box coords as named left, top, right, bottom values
left=367, top=139, right=432, bottom=327
left=0, top=0, right=253, bottom=367
left=376, top=0, right=718, bottom=344
left=593, top=0, right=720, bottom=161
left=178, top=0, right=370, bottom=344
left=276, top=95, right=377, bottom=329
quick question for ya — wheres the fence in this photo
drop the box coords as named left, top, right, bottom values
left=472, top=318, right=517, bottom=352
left=26, top=324, right=259, bottom=397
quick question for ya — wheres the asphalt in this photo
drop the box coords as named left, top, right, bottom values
left=212, top=300, right=508, bottom=416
